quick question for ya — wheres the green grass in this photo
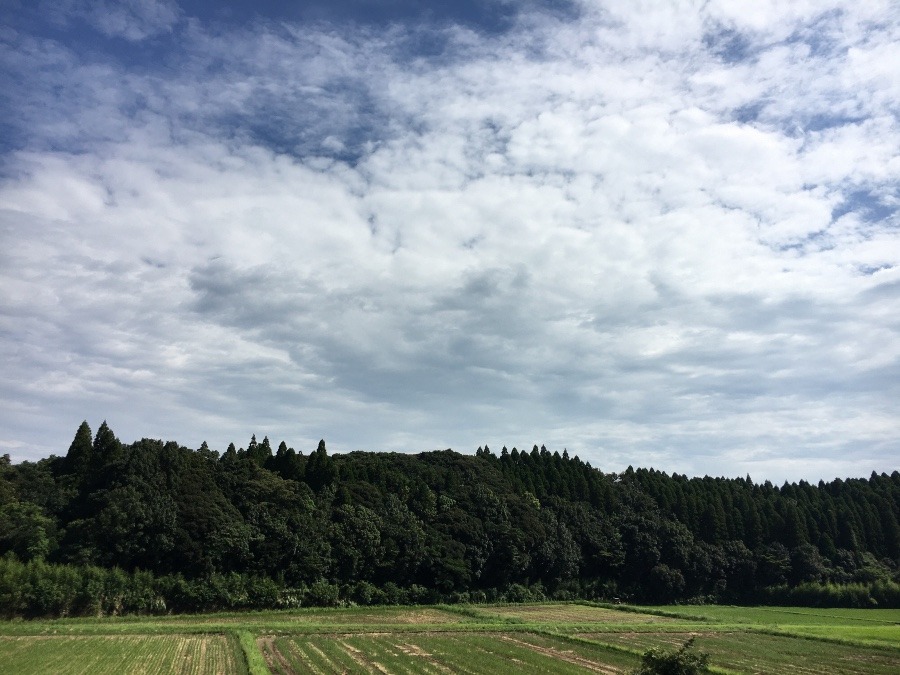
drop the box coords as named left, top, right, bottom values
left=762, top=623, right=900, bottom=648
left=584, top=629, right=900, bottom=675
left=1, top=602, right=898, bottom=673
left=640, top=604, right=900, bottom=625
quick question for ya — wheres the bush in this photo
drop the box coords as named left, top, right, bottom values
left=246, top=575, right=280, bottom=608
left=305, top=580, right=340, bottom=607
left=350, top=580, right=383, bottom=606
left=381, top=582, right=406, bottom=605
left=468, top=589, right=487, bottom=604
left=504, top=583, right=531, bottom=603
left=632, top=637, right=709, bottom=675
left=407, top=584, right=435, bottom=604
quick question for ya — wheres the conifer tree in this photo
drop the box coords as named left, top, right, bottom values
left=64, top=420, right=93, bottom=475
left=91, top=421, right=122, bottom=470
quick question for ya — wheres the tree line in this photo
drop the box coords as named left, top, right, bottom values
left=0, top=420, right=898, bottom=616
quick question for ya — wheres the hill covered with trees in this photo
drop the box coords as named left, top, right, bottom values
left=1, top=421, right=898, bottom=616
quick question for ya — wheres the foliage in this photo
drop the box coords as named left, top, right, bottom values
left=632, top=637, right=710, bottom=675
left=0, top=421, right=898, bottom=617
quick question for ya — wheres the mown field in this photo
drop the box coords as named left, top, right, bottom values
left=0, top=633, right=243, bottom=674
left=1, top=602, right=898, bottom=674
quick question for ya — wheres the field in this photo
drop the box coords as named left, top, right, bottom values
left=0, top=633, right=242, bottom=674
left=260, top=632, right=636, bottom=674
left=1, top=602, right=898, bottom=673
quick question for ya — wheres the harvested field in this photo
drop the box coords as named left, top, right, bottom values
left=261, top=631, right=638, bottom=674
left=3, top=603, right=899, bottom=673
left=0, top=634, right=241, bottom=675
left=479, top=603, right=675, bottom=624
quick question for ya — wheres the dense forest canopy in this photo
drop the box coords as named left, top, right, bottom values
left=1, top=421, right=898, bottom=616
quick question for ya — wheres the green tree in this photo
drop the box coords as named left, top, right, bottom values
left=330, top=503, right=382, bottom=582
left=647, top=563, right=686, bottom=602
left=0, top=501, right=55, bottom=560
left=63, top=439, right=178, bottom=570
left=0, top=454, right=15, bottom=506
left=305, top=440, right=336, bottom=490
left=248, top=435, right=272, bottom=467
left=63, top=421, right=93, bottom=476
left=90, top=421, right=122, bottom=474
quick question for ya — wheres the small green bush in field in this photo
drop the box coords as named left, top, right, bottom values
left=632, top=637, right=710, bottom=675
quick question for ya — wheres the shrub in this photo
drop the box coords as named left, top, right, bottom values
left=306, top=580, right=340, bottom=607
left=350, top=580, right=383, bottom=606
left=632, top=637, right=710, bottom=675
left=504, top=583, right=531, bottom=603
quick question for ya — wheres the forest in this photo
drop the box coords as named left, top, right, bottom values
left=1, top=420, right=898, bottom=617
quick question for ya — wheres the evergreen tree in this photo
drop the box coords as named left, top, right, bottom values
left=305, top=440, right=336, bottom=490
left=91, top=421, right=122, bottom=471
left=63, top=421, right=93, bottom=476
left=248, top=435, right=272, bottom=467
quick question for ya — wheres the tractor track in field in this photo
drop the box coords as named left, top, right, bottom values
left=499, top=635, right=623, bottom=674
left=259, top=636, right=295, bottom=675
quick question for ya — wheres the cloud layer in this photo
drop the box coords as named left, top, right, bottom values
left=1, top=1, right=898, bottom=482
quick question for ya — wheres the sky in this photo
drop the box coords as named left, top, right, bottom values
left=1, top=1, right=898, bottom=484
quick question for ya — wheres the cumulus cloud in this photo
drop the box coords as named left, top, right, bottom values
left=0, top=1, right=897, bottom=482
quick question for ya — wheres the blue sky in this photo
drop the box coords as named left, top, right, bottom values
left=1, top=1, right=898, bottom=482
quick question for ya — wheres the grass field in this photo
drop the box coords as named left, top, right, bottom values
left=640, top=605, right=900, bottom=626
left=0, top=602, right=898, bottom=673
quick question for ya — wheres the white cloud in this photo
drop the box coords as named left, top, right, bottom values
left=46, top=0, right=182, bottom=41
left=0, top=1, right=897, bottom=482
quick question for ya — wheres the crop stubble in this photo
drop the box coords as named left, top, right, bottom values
left=0, top=634, right=238, bottom=675
left=3, top=603, right=899, bottom=673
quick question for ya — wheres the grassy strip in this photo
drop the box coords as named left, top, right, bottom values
left=747, top=606, right=900, bottom=623
left=0, top=621, right=248, bottom=637
left=225, top=631, right=251, bottom=675
left=435, top=604, right=502, bottom=621
left=747, top=625, right=900, bottom=651
left=640, top=604, right=900, bottom=626
left=235, top=630, right=268, bottom=675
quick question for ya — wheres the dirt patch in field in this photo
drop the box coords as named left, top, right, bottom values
left=387, top=609, right=457, bottom=624
left=397, top=642, right=431, bottom=657
left=340, top=640, right=391, bottom=673
left=488, top=604, right=675, bottom=624
left=499, top=635, right=623, bottom=674
left=395, top=641, right=456, bottom=674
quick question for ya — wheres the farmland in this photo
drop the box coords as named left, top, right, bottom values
left=0, top=633, right=242, bottom=674
left=260, top=632, right=637, bottom=674
left=1, top=602, right=898, bottom=673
